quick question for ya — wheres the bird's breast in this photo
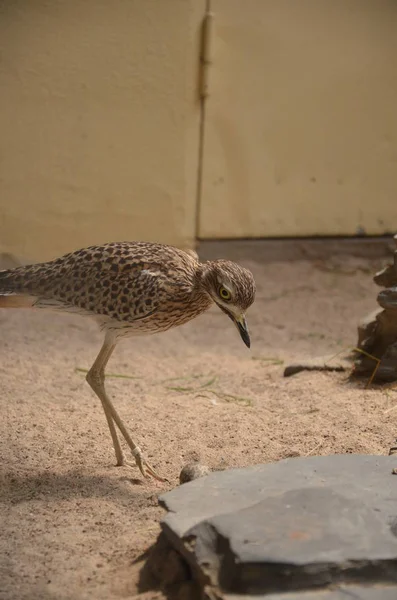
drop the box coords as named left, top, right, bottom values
left=105, top=289, right=212, bottom=337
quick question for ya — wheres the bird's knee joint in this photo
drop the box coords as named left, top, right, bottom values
left=86, top=368, right=104, bottom=389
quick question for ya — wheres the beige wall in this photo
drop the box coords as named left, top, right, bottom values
left=199, top=0, right=397, bottom=238
left=0, top=0, right=205, bottom=262
left=2, top=1, right=397, bottom=261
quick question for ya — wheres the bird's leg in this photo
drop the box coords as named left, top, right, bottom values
left=86, top=334, right=166, bottom=482
left=86, top=336, right=123, bottom=466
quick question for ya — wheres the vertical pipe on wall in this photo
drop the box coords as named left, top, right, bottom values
left=195, top=0, right=214, bottom=242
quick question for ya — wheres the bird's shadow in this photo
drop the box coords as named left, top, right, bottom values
left=0, top=468, right=148, bottom=504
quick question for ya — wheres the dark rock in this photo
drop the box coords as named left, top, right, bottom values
left=353, top=236, right=397, bottom=382
left=356, top=308, right=383, bottom=348
left=373, top=256, right=397, bottom=288
left=353, top=309, right=397, bottom=382
left=158, top=455, right=397, bottom=598
left=378, top=287, right=397, bottom=310
left=284, top=235, right=397, bottom=383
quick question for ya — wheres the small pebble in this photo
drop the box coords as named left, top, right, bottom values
left=179, top=463, right=211, bottom=484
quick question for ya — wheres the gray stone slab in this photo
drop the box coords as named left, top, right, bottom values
left=159, top=455, right=397, bottom=596
left=160, top=455, right=397, bottom=538
left=224, top=585, right=397, bottom=600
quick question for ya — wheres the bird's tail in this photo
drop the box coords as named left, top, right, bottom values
left=0, top=268, right=37, bottom=308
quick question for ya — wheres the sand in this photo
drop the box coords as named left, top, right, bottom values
left=1, top=253, right=397, bottom=600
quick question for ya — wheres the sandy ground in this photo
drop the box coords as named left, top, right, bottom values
left=1, top=253, right=397, bottom=600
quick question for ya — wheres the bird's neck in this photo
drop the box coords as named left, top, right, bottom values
left=197, top=260, right=218, bottom=296
left=191, top=262, right=215, bottom=307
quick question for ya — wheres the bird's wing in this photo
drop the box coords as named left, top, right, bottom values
left=2, top=249, right=186, bottom=323
left=69, top=263, right=169, bottom=322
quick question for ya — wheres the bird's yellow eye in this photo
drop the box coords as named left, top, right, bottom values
left=219, top=286, right=231, bottom=301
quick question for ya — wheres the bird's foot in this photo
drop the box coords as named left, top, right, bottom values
left=131, top=447, right=169, bottom=483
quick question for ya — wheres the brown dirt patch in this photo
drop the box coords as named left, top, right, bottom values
left=1, top=255, right=397, bottom=599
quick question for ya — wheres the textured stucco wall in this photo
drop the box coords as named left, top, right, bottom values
left=0, top=0, right=205, bottom=262
left=199, top=0, right=397, bottom=238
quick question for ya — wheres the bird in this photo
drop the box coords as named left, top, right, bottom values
left=0, top=241, right=256, bottom=481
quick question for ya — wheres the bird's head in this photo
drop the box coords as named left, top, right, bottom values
left=200, top=260, right=256, bottom=348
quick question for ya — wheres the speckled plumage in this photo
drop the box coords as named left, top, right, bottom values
left=0, top=241, right=256, bottom=481
left=0, top=242, right=254, bottom=334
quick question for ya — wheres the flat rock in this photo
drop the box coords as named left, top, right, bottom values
left=158, top=455, right=397, bottom=598
left=224, top=586, right=397, bottom=600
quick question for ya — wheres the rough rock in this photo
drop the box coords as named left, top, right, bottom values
left=353, top=234, right=397, bottom=382
left=157, top=455, right=397, bottom=599
left=284, top=234, right=397, bottom=383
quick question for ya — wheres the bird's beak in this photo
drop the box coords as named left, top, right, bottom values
left=233, top=314, right=251, bottom=348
